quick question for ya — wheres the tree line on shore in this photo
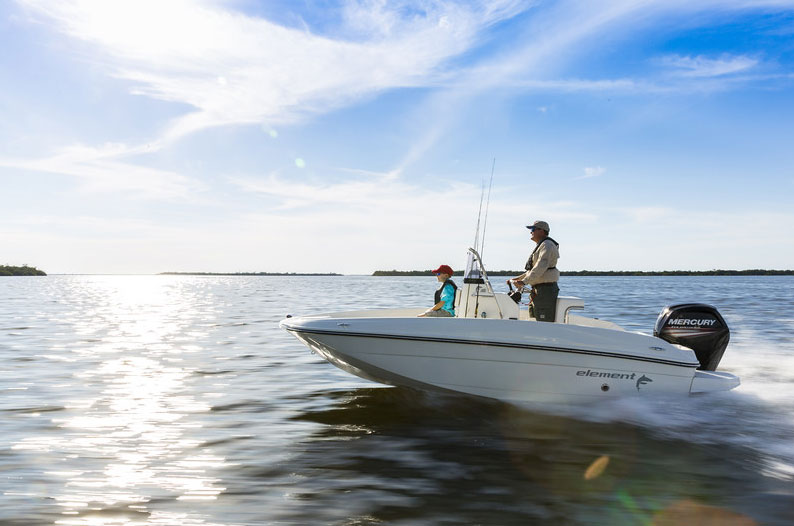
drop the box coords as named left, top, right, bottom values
left=3, top=265, right=791, bottom=277
left=372, top=269, right=794, bottom=276
left=0, top=265, right=46, bottom=276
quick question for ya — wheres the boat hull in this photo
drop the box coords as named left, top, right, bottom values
left=281, top=314, right=738, bottom=403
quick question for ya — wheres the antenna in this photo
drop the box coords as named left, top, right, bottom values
left=479, top=158, right=496, bottom=261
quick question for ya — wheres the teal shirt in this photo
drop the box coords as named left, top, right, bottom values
left=439, top=282, right=456, bottom=316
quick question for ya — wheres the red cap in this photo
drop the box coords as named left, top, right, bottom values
left=432, top=264, right=454, bottom=276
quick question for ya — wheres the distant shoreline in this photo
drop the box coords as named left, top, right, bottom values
left=3, top=267, right=791, bottom=277
left=372, top=269, right=794, bottom=276
left=159, top=272, right=342, bottom=276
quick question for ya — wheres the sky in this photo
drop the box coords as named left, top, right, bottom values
left=1, top=0, right=793, bottom=274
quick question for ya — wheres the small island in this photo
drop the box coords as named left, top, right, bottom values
left=373, top=269, right=794, bottom=276
left=0, top=265, right=47, bottom=276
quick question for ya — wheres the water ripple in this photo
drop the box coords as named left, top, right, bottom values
left=1, top=275, right=792, bottom=525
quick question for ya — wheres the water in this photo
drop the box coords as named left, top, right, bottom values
left=1, top=275, right=793, bottom=525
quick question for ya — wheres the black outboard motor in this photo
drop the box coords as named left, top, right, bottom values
left=654, top=303, right=730, bottom=371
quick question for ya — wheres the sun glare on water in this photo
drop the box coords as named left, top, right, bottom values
left=12, top=276, right=227, bottom=523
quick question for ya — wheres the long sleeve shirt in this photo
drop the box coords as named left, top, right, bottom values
left=518, top=238, right=560, bottom=286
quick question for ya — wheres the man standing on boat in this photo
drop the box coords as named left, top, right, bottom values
left=508, top=220, right=560, bottom=322
left=418, top=265, right=457, bottom=317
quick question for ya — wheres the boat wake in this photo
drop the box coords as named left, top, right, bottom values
left=510, top=339, right=794, bottom=483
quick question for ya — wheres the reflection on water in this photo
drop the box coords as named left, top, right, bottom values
left=1, top=275, right=793, bottom=525
left=5, top=277, right=227, bottom=525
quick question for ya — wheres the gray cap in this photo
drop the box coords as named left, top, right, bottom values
left=526, top=220, right=550, bottom=233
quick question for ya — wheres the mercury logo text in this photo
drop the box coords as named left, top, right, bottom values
left=667, top=318, right=716, bottom=326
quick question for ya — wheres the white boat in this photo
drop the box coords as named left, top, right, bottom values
left=280, top=248, right=739, bottom=403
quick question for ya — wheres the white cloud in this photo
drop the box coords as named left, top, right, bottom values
left=6, top=0, right=794, bottom=274
left=228, top=171, right=476, bottom=212
left=18, top=0, right=530, bottom=144
left=517, top=78, right=638, bottom=91
left=222, top=171, right=602, bottom=273
left=0, top=143, right=203, bottom=201
left=9, top=213, right=168, bottom=235
left=576, top=166, right=606, bottom=180
left=505, top=71, right=794, bottom=96
left=622, top=206, right=675, bottom=223
left=12, top=0, right=793, bottom=188
left=9, top=0, right=535, bottom=190
left=658, top=53, right=759, bottom=78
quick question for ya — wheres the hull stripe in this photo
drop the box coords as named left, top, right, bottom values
left=285, top=327, right=701, bottom=368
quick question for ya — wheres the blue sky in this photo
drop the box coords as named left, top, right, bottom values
left=1, top=0, right=793, bottom=274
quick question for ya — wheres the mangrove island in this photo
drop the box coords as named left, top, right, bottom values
left=0, top=265, right=47, bottom=276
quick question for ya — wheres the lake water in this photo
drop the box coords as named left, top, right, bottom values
left=1, top=275, right=793, bottom=525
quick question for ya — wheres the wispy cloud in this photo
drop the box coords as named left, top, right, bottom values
left=0, top=143, right=203, bottom=200
left=657, top=53, right=759, bottom=78
left=222, top=171, right=601, bottom=273
left=516, top=78, right=638, bottom=91
left=228, top=171, right=598, bottom=231
left=9, top=0, right=794, bottom=204
left=10, top=0, right=535, bottom=188
left=575, top=166, right=606, bottom=180
left=18, top=0, right=530, bottom=144
left=622, top=206, right=675, bottom=223
left=228, top=171, right=473, bottom=212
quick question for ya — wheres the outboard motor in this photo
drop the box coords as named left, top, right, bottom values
left=654, top=303, right=730, bottom=371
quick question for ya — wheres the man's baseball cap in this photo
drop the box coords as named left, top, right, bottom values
left=432, top=265, right=454, bottom=276
left=526, top=220, right=550, bottom=233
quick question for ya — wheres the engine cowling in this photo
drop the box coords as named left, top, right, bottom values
left=654, top=303, right=730, bottom=371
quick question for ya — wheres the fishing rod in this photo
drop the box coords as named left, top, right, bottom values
left=473, top=178, right=486, bottom=253
left=479, top=158, right=496, bottom=261
left=472, top=158, right=495, bottom=318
